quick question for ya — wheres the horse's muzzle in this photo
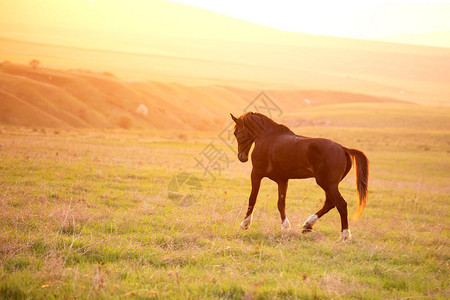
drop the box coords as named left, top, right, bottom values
left=238, top=153, right=248, bottom=162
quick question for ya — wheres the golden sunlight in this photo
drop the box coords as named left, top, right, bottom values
left=0, top=0, right=449, bottom=103
left=0, top=0, right=449, bottom=298
left=172, top=0, right=450, bottom=48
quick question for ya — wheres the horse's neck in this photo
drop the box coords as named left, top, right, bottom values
left=245, top=115, right=278, bottom=138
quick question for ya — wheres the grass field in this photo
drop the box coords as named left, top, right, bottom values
left=0, top=103, right=449, bottom=299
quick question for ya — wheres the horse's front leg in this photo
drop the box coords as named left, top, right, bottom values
left=277, top=180, right=291, bottom=231
left=240, top=171, right=262, bottom=230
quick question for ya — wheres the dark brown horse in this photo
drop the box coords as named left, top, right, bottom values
left=231, top=112, right=369, bottom=241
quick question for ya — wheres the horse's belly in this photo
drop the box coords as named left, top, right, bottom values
left=266, top=163, right=314, bottom=180
left=290, top=168, right=314, bottom=179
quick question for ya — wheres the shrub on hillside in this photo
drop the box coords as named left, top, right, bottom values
left=118, top=115, right=133, bottom=129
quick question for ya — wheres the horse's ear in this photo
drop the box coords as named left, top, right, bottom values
left=230, top=113, right=239, bottom=123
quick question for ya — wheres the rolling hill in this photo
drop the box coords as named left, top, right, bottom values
left=1, top=31, right=449, bottom=105
left=0, top=0, right=449, bottom=130
left=0, top=62, right=407, bottom=130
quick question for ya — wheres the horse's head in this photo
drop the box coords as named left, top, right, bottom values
left=231, top=113, right=256, bottom=163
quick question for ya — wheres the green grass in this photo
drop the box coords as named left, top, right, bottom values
left=0, top=104, right=449, bottom=299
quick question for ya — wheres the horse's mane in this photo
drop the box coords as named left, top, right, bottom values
left=240, top=112, right=294, bottom=135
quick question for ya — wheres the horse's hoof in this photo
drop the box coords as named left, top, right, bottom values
left=302, top=225, right=313, bottom=234
left=281, top=218, right=291, bottom=231
left=302, top=214, right=318, bottom=233
left=337, top=229, right=352, bottom=242
left=240, top=215, right=252, bottom=230
left=239, top=222, right=249, bottom=230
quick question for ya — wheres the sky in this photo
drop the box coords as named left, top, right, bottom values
left=0, top=0, right=449, bottom=48
left=172, top=0, right=450, bottom=47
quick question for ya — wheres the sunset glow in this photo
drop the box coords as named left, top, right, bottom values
left=0, top=1, right=449, bottom=297
left=0, top=0, right=449, bottom=104
left=173, top=0, right=450, bottom=48
left=0, top=0, right=449, bottom=48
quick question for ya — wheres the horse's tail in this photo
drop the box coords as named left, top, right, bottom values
left=345, top=148, right=369, bottom=220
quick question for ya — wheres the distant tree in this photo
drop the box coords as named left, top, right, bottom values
left=29, top=59, right=40, bottom=69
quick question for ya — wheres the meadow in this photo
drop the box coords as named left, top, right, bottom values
left=0, top=103, right=449, bottom=299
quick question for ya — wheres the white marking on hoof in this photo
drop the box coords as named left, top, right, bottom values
left=338, top=229, right=352, bottom=242
left=281, top=218, right=291, bottom=231
left=306, top=214, right=318, bottom=225
left=302, top=214, right=318, bottom=228
left=240, top=215, right=252, bottom=230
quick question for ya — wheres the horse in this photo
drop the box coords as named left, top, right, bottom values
left=230, top=112, right=369, bottom=241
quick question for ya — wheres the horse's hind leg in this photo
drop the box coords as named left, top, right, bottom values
left=302, top=193, right=335, bottom=233
left=326, top=185, right=351, bottom=241
left=302, top=185, right=351, bottom=240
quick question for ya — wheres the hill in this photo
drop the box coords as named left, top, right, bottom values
left=1, top=0, right=449, bottom=106
left=0, top=62, right=408, bottom=130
